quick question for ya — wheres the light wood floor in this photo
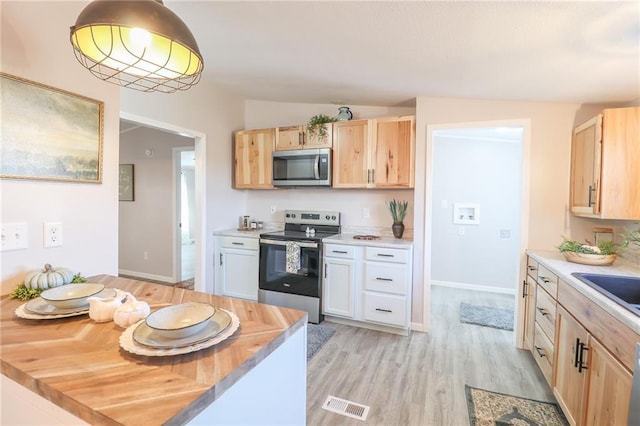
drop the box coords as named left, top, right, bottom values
left=307, top=285, right=554, bottom=425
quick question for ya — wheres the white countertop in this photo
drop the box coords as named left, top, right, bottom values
left=213, top=227, right=282, bottom=238
left=323, top=233, right=413, bottom=249
left=527, top=250, right=640, bottom=334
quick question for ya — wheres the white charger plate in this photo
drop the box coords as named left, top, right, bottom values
left=120, top=308, right=239, bottom=356
left=133, top=308, right=231, bottom=349
left=16, top=288, right=117, bottom=319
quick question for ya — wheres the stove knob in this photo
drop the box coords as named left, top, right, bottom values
left=291, top=213, right=296, bottom=218
left=325, top=215, right=330, bottom=220
left=332, top=215, right=336, bottom=220
left=285, top=213, right=290, bottom=218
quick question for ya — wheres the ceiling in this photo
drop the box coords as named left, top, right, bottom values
left=165, top=1, right=640, bottom=107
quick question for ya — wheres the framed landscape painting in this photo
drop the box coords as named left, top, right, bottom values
left=0, top=73, right=103, bottom=183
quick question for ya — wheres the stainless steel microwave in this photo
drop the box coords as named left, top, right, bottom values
left=272, top=148, right=331, bottom=187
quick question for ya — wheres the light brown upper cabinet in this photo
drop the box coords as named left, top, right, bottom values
left=333, top=115, right=415, bottom=189
left=233, top=128, right=275, bottom=189
left=570, top=107, right=640, bottom=219
left=275, top=124, right=333, bottom=151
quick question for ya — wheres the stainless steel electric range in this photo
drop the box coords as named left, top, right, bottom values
left=258, top=209, right=341, bottom=323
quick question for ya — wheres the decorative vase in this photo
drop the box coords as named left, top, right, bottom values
left=392, top=222, right=405, bottom=239
left=337, top=106, right=353, bottom=121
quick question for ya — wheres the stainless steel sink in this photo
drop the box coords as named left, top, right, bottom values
left=571, top=273, right=640, bottom=316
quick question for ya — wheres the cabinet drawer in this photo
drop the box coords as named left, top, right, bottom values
left=526, top=256, right=538, bottom=279
left=363, top=292, right=407, bottom=327
left=218, top=236, right=259, bottom=250
left=324, top=244, right=356, bottom=259
left=364, top=263, right=407, bottom=295
left=537, top=264, right=558, bottom=297
left=535, top=287, right=556, bottom=341
left=533, top=322, right=554, bottom=386
left=365, top=247, right=408, bottom=264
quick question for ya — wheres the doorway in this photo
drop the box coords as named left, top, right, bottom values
left=119, top=112, right=206, bottom=290
left=175, top=148, right=196, bottom=281
left=424, top=120, right=530, bottom=344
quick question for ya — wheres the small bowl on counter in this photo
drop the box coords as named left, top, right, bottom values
left=145, top=302, right=216, bottom=339
left=40, top=283, right=106, bottom=309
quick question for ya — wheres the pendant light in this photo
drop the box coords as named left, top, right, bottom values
left=70, top=0, right=204, bottom=93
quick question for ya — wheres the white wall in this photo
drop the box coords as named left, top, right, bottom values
left=119, top=126, right=194, bottom=280
left=1, top=2, right=120, bottom=294
left=430, top=133, right=522, bottom=291
left=120, top=80, right=246, bottom=294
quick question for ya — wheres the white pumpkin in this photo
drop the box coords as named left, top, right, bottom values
left=24, top=264, right=75, bottom=289
left=113, top=293, right=150, bottom=328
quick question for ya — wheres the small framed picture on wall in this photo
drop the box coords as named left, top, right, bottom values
left=119, top=164, right=134, bottom=201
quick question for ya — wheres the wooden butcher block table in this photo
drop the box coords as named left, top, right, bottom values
left=0, top=275, right=307, bottom=425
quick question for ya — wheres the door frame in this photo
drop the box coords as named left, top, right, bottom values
left=422, top=118, right=531, bottom=346
left=173, top=147, right=196, bottom=282
left=120, top=112, right=206, bottom=290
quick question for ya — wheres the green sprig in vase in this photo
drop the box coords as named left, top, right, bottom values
left=388, top=199, right=408, bottom=239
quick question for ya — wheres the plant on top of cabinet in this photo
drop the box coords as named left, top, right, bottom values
left=307, top=114, right=337, bottom=141
left=570, top=106, right=640, bottom=220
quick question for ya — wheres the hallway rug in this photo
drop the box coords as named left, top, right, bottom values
left=307, top=323, right=335, bottom=361
left=460, top=302, right=514, bottom=331
left=465, top=386, right=568, bottom=426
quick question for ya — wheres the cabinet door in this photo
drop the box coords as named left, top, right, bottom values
left=219, top=248, right=259, bottom=301
left=370, top=116, right=415, bottom=188
left=276, top=126, right=303, bottom=151
left=584, top=338, right=632, bottom=426
left=233, top=129, right=275, bottom=189
left=555, top=306, right=589, bottom=426
left=523, top=274, right=537, bottom=350
left=303, top=124, right=333, bottom=149
left=570, top=115, right=602, bottom=216
left=332, top=120, right=369, bottom=188
left=323, top=257, right=355, bottom=318
left=599, top=107, right=640, bottom=219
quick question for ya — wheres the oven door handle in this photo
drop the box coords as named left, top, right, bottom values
left=260, top=239, right=318, bottom=249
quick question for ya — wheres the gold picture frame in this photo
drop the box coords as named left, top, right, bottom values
left=0, top=73, right=104, bottom=183
left=119, top=164, right=134, bottom=201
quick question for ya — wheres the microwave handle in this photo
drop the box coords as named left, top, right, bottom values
left=314, top=155, right=320, bottom=179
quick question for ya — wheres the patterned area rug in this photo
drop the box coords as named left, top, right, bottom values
left=465, top=386, right=568, bottom=426
left=307, top=323, right=335, bottom=361
left=460, top=302, right=514, bottom=331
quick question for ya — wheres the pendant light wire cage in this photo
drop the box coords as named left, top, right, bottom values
left=70, top=0, right=204, bottom=93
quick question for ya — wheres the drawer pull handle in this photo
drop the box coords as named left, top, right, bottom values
left=375, top=308, right=392, bottom=313
left=232, top=242, right=244, bottom=246
left=527, top=265, right=537, bottom=271
left=376, top=277, right=393, bottom=282
left=534, top=346, right=546, bottom=358
left=377, top=254, right=394, bottom=257
left=536, top=307, right=550, bottom=317
left=539, top=276, right=550, bottom=283
left=332, top=250, right=348, bottom=254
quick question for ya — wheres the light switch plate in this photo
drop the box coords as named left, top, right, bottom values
left=1, top=222, right=28, bottom=251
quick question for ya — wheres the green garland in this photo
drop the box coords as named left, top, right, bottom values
left=557, top=237, right=616, bottom=255
left=10, top=273, right=87, bottom=300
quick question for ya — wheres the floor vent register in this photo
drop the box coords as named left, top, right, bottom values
left=322, top=395, right=370, bottom=421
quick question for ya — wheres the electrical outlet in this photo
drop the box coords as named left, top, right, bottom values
left=270, top=205, right=277, bottom=215
left=363, top=208, right=370, bottom=219
left=44, top=222, right=63, bottom=247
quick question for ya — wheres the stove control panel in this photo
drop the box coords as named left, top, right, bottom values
left=284, top=210, right=340, bottom=226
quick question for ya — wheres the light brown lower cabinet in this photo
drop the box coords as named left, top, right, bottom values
left=554, top=305, right=632, bottom=426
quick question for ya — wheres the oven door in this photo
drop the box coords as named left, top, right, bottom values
left=259, top=239, right=321, bottom=297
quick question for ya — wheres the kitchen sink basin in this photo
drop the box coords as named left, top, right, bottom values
left=571, top=273, right=640, bottom=316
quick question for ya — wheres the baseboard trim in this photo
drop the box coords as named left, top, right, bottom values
left=324, top=316, right=409, bottom=336
left=431, top=280, right=515, bottom=295
left=118, top=269, right=174, bottom=284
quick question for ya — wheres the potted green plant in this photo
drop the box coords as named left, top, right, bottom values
left=388, top=199, right=408, bottom=239
left=307, top=114, right=337, bottom=141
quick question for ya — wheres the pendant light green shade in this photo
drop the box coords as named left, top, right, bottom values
left=70, top=0, right=204, bottom=93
